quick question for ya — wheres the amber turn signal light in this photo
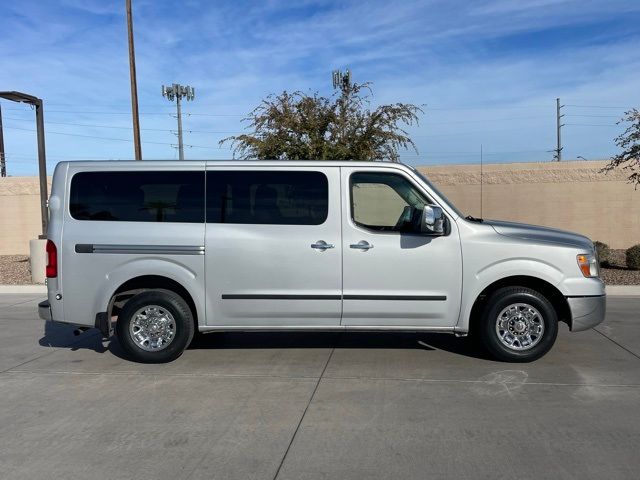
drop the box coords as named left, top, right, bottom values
left=577, top=254, right=598, bottom=278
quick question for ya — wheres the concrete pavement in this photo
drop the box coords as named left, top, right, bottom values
left=0, top=294, right=638, bottom=479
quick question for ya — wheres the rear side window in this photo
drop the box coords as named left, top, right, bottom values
left=70, top=171, right=204, bottom=223
left=206, top=171, right=328, bottom=225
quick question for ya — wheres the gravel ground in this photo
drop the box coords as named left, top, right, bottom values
left=600, top=249, right=640, bottom=285
left=1, top=251, right=639, bottom=285
left=0, top=255, right=32, bottom=284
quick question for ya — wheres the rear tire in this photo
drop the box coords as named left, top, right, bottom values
left=116, top=289, right=194, bottom=363
left=480, top=287, right=558, bottom=362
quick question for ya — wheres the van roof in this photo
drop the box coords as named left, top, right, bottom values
left=58, top=160, right=415, bottom=169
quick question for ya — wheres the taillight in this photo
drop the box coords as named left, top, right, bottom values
left=46, top=240, right=58, bottom=278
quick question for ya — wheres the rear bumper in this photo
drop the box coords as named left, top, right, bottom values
left=567, top=295, right=606, bottom=332
left=38, top=300, right=52, bottom=321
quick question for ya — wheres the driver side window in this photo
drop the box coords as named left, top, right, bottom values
left=350, top=171, right=430, bottom=232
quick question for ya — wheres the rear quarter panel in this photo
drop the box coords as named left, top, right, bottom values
left=56, top=162, right=206, bottom=327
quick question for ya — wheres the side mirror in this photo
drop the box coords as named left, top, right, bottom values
left=422, top=204, right=445, bottom=235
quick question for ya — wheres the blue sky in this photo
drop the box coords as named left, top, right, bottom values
left=1, top=0, right=640, bottom=175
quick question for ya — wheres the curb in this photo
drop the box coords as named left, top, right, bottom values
left=605, top=285, right=640, bottom=296
left=0, top=284, right=639, bottom=296
left=0, top=285, right=47, bottom=294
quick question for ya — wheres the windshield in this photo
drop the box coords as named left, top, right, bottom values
left=409, top=167, right=465, bottom=219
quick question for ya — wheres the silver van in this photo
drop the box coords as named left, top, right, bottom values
left=38, top=161, right=605, bottom=363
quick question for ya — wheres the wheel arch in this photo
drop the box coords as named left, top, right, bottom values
left=466, top=275, right=570, bottom=335
left=107, top=275, right=200, bottom=328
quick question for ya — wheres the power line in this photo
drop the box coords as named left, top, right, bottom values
left=19, top=101, right=630, bottom=111
left=3, top=153, right=238, bottom=165
left=565, top=123, right=620, bottom=127
left=185, top=112, right=246, bottom=117
left=564, top=104, right=628, bottom=109
left=398, top=149, right=551, bottom=158
left=4, top=115, right=555, bottom=139
left=0, top=108, right=554, bottom=122
left=3, top=116, right=248, bottom=134
left=3, top=116, right=172, bottom=132
left=3, top=113, right=560, bottom=133
left=1, top=102, right=631, bottom=116
left=425, top=105, right=550, bottom=110
left=1, top=107, right=244, bottom=117
left=565, top=114, right=620, bottom=118
left=3, top=125, right=233, bottom=149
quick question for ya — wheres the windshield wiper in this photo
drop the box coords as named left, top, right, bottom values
left=465, top=215, right=483, bottom=222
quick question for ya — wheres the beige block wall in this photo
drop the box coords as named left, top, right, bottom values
left=419, top=160, right=640, bottom=249
left=0, top=160, right=638, bottom=255
left=0, top=177, right=51, bottom=255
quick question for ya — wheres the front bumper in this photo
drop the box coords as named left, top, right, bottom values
left=38, top=300, right=52, bottom=321
left=567, top=295, right=606, bottom=332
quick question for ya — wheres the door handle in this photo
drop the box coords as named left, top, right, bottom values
left=311, top=240, right=335, bottom=251
left=350, top=240, right=373, bottom=251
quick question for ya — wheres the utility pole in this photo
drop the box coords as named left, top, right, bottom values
left=126, top=0, right=142, bottom=160
left=480, top=144, right=483, bottom=218
left=162, top=84, right=195, bottom=160
left=555, top=97, right=564, bottom=161
left=0, top=103, right=6, bottom=177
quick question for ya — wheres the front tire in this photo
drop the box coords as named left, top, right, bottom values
left=480, top=287, right=558, bottom=362
left=116, top=290, right=194, bottom=363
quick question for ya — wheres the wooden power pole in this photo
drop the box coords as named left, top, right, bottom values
left=126, top=0, right=142, bottom=160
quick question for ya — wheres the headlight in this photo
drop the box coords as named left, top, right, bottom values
left=577, top=253, right=598, bottom=278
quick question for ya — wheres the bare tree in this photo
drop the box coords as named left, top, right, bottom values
left=602, top=108, right=640, bottom=187
left=220, top=82, right=423, bottom=162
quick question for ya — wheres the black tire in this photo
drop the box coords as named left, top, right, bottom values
left=480, top=287, right=558, bottom=362
left=116, top=289, right=194, bottom=363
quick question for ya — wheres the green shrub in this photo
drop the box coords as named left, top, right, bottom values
left=626, top=244, right=640, bottom=270
left=594, top=241, right=611, bottom=267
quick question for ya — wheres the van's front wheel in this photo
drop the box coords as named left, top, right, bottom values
left=480, top=287, right=558, bottom=362
left=116, top=290, right=194, bottom=363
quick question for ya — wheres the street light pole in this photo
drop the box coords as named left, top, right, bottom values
left=0, top=103, right=6, bottom=177
left=35, top=99, right=48, bottom=237
left=0, top=91, right=48, bottom=237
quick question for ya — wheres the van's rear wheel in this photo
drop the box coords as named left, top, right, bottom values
left=116, top=290, right=194, bottom=363
left=480, top=287, right=558, bottom=362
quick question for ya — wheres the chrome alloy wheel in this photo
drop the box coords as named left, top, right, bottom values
left=495, top=303, right=545, bottom=351
left=129, top=305, right=176, bottom=352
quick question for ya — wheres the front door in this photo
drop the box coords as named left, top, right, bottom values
left=341, top=167, right=462, bottom=327
left=204, top=166, right=342, bottom=327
